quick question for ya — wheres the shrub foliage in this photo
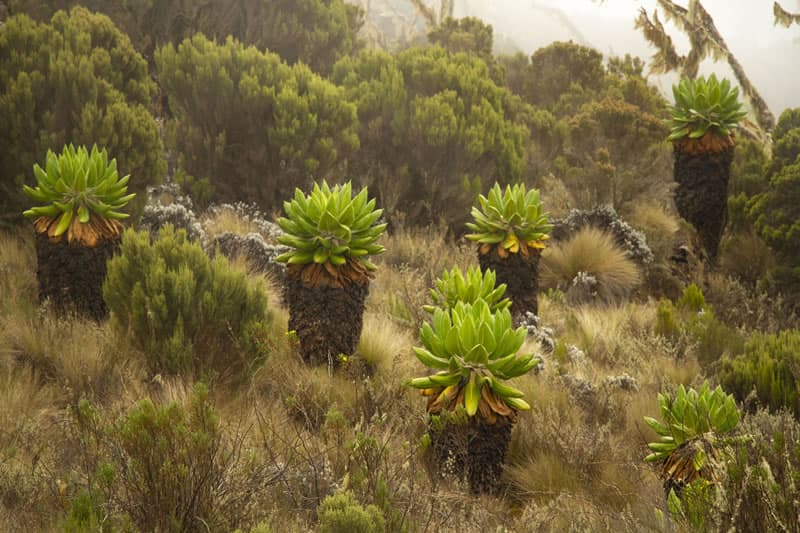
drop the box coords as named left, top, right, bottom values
left=8, top=0, right=363, bottom=73
left=156, top=34, right=359, bottom=210
left=719, top=329, right=800, bottom=416
left=332, top=46, right=529, bottom=228
left=103, top=226, right=271, bottom=376
left=0, top=7, right=164, bottom=224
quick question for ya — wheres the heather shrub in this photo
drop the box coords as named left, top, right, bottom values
left=719, top=330, right=800, bottom=416
left=655, top=284, right=744, bottom=368
left=317, top=490, right=385, bottom=533
left=0, top=8, right=164, bottom=223
left=156, top=34, right=359, bottom=210
left=68, top=384, right=270, bottom=532
left=332, top=46, right=529, bottom=228
left=8, top=0, right=362, bottom=74
left=103, top=226, right=271, bottom=376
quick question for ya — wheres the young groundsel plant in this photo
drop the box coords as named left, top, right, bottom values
left=22, top=144, right=135, bottom=246
left=667, top=74, right=747, bottom=150
left=408, top=300, right=540, bottom=424
left=645, top=382, right=740, bottom=462
left=465, top=183, right=553, bottom=258
left=276, top=181, right=387, bottom=287
left=423, top=265, right=511, bottom=314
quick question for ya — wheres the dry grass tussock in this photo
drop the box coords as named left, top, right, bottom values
left=628, top=202, right=679, bottom=262
left=201, top=203, right=272, bottom=239
left=541, top=227, right=641, bottom=304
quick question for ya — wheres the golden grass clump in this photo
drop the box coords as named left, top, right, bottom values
left=357, top=312, right=413, bottom=374
left=1, top=313, right=141, bottom=402
left=718, top=232, right=774, bottom=286
left=628, top=202, right=680, bottom=261
left=541, top=227, right=641, bottom=305
left=201, top=203, right=268, bottom=239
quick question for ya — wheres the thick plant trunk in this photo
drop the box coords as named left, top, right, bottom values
left=35, top=232, right=119, bottom=321
left=673, top=146, right=733, bottom=260
left=478, top=247, right=541, bottom=319
left=285, top=271, right=369, bottom=367
left=429, top=413, right=516, bottom=495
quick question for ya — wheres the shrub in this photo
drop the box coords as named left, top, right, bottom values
left=565, top=97, right=669, bottom=209
left=156, top=34, right=359, bottom=210
left=0, top=8, right=164, bottom=224
left=541, top=227, right=641, bottom=305
left=749, top=109, right=800, bottom=302
left=514, top=41, right=606, bottom=112
left=665, top=408, right=800, bottom=531
left=69, top=384, right=270, bottom=531
left=719, top=330, right=800, bottom=416
left=654, top=284, right=744, bottom=368
left=708, top=409, right=800, bottom=531
left=332, top=46, right=529, bottom=228
left=317, top=490, right=385, bottom=533
left=103, top=226, right=271, bottom=376
left=8, top=0, right=363, bottom=74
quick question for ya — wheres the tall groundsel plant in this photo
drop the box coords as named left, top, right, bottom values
left=409, top=299, right=540, bottom=494
left=22, top=144, right=135, bottom=320
left=276, top=181, right=386, bottom=367
left=667, top=75, right=747, bottom=259
left=466, top=183, right=552, bottom=319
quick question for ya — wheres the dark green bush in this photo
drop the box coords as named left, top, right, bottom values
left=512, top=41, right=606, bottom=112
left=0, top=7, right=165, bottom=225
left=719, top=330, right=800, bottom=416
left=317, top=490, right=386, bottom=533
left=748, top=109, right=800, bottom=303
left=332, top=46, right=529, bottom=228
left=103, top=226, right=271, bottom=376
left=9, top=0, right=363, bottom=73
left=156, top=34, right=359, bottom=209
left=655, top=284, right=744, bottom=368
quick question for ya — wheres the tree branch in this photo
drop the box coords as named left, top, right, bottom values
left=774, top=2, right=800, bottom=27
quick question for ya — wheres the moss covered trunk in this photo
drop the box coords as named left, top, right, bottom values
left=35, top=232, right=119, bottom=320
left=285, top=269, right=369, bottom=367
left=478, top=247, right=541, bottom=319
left=673, top=146, right=734, bottom=260
left=429, top=413, right=515, bottom=495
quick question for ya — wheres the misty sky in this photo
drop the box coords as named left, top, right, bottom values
left=456, top=0, right=800, bottom=115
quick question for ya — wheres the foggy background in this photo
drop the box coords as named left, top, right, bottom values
left=453, top=0, right=799, bottom=114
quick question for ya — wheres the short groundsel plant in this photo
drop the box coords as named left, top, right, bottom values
left=408, top=300, right=540, bottom=425
left=423, top=266, right=511, bottom=314
left=644, top=382, right=740, bottom=494
left=466, top=183, right=553, bottom=259
left=276, top=181, right=387, bottom=288
left=667, top=74, right=747, bottom=153
left=23, top=144, right=135, bottom=246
